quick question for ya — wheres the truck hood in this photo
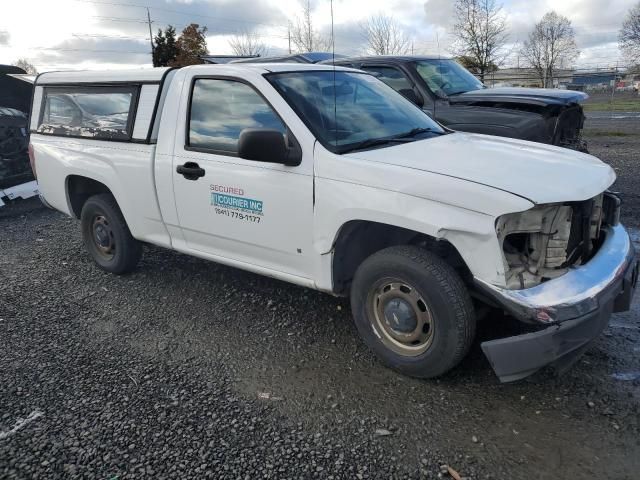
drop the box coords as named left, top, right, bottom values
left=449, top=87, right=588, bottom=107
left=344, top=132, right=615, bottom=205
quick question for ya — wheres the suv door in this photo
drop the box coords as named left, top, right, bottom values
left=171, top=77, right=314, bottom=279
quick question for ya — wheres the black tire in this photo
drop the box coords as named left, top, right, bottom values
left=80, top=193, right=142, bottom=274
left=350, top=246, right=475, bottom=378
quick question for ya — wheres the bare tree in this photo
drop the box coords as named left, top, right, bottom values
left=520, top=11, right=578, bottom=88
left=229, top=31, right=267, bottom=57
left=12, top=58, right=38, bottom=74
left=290, top=0, right=331, bottom=53
left=361, top=14, right=410, bottom=55
left=620, top=2, right=640, bottom=66
left=450, top=0, right=508, bottom=81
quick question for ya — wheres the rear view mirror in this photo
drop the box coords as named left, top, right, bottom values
left=398, top=88, right=424, bottom=107
left=238, top=128, right=302, bottom=166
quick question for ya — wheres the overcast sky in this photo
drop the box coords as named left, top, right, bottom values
left=0, top=0, right=634, bottom=71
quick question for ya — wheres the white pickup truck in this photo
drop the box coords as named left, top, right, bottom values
left=30, top=64, right=638, bottom=382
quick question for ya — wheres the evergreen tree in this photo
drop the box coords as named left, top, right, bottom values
left=153, top=26, right=178, bottom=67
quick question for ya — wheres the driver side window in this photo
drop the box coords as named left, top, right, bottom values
left=188, top=78, right=286, bottom=155
left=361, top=66, right=412, bottom=94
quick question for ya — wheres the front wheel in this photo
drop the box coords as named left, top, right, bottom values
left=350, top=246, right=475, bottom=378
left=80, top=194, right=142, bottom=274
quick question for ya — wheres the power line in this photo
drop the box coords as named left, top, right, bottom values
left=71, top=33, right=149, bottom=40
left=90, top=15, right=150, bottom=23
left=6, top=44, right=150, bottom=54
left=70, top=0, right=290, bottom=30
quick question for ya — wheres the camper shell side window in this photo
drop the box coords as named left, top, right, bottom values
left=37, top=85, right=139, bottom=141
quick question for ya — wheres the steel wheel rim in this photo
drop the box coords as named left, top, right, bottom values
left=368, top=278, right=434, bottom=357
left=92, top=215, right=116, bottom=260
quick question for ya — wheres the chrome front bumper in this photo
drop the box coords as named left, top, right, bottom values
left=475, top=223, right=638, bottom=382
left=476, top=224, right=637, bottom=324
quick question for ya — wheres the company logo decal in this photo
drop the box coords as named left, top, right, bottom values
left=210, top=184, right=263, bottom=224
left=211, top=193, right=263, bottom=214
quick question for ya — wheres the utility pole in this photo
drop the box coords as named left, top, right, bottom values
left=146, top=7, right=155, bottom=65
left=288, top=22, right=292, bottom=54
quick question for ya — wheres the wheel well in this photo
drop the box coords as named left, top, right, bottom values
left=331, top=220, right=470, bottom=295
left=66, top=175, right=112, bottom=218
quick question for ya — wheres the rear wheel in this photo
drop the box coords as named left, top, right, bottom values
left=80, top=194, right=141, bottom=274
left=350, top=246, right=475, bottom=378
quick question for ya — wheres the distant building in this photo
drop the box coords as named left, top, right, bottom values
left=568, top=73, right=617, bottom=91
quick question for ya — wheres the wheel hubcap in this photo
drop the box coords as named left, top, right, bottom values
left=383, top=298, right=417, bottom=333
left=92, top=215, right=115, bottom=259
left=369, top=280, right=434, bottom=356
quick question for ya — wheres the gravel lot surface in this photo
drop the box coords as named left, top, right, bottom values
left=1, top=120, right=639, bottom=479
left=585, top=111, right=640, bottom=229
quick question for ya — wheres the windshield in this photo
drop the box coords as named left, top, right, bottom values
left=267, top=71, right=445, bottom=153
left=414, top=59, right=484, bottom=96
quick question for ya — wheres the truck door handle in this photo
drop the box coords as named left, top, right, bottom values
left=176, top=162, right=205, bottom=180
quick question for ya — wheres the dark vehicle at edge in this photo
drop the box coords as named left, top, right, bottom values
left=231, top=52, right=346, bottom=64
left=0, top=65, right=34, bottom=190
left=323, top=55, right=588, bottom=151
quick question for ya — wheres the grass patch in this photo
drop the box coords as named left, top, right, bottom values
left=583, top=98, right=640, bottom=112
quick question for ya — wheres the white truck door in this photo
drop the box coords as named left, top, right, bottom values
left=171, top=76, right=314, bottom=279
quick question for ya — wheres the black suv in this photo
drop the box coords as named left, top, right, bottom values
left=323, top=56, right=587, bottom=151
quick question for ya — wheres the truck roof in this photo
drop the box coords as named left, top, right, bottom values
left=35, top=64, right=360, bottom=86
left=36, top=67, right=172, bottom=85
left=222, top=63, right=360, bottom=73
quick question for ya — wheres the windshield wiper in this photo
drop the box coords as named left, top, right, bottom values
left=394, top=127, right=445, bottom=138
left=340, top=128, right=445, bottom=154
left=339, top=136, right=413, bottom=153
left=446, top=90, right=469, bottom=96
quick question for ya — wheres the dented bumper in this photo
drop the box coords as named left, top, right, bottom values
left=476, top=224, right=638, bottom=382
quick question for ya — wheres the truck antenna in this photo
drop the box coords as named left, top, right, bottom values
left=330, top=0, right=337, bottom=147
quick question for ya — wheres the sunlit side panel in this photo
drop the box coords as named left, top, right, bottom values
left=132, top=84, right=159, bottom=141
left=30, top=86, right=43, bottom=131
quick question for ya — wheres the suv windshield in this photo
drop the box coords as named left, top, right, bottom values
left=267, top=71, right=445, bottom=153
left=414, top=59, right=484, bottom=97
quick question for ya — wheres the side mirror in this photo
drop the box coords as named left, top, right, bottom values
left=237, top=128, right=302, bottom=166
left=398, top=88, right=424, bottom=107
left=433, top=89, right=448, bottom=100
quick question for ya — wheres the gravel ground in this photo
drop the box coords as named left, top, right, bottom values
left=1, top=120, right=639, bottom=479
left=584, top=110, right=640, bottom=229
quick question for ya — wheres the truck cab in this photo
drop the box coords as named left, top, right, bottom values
left=29, top=64, right=637, bottom=382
